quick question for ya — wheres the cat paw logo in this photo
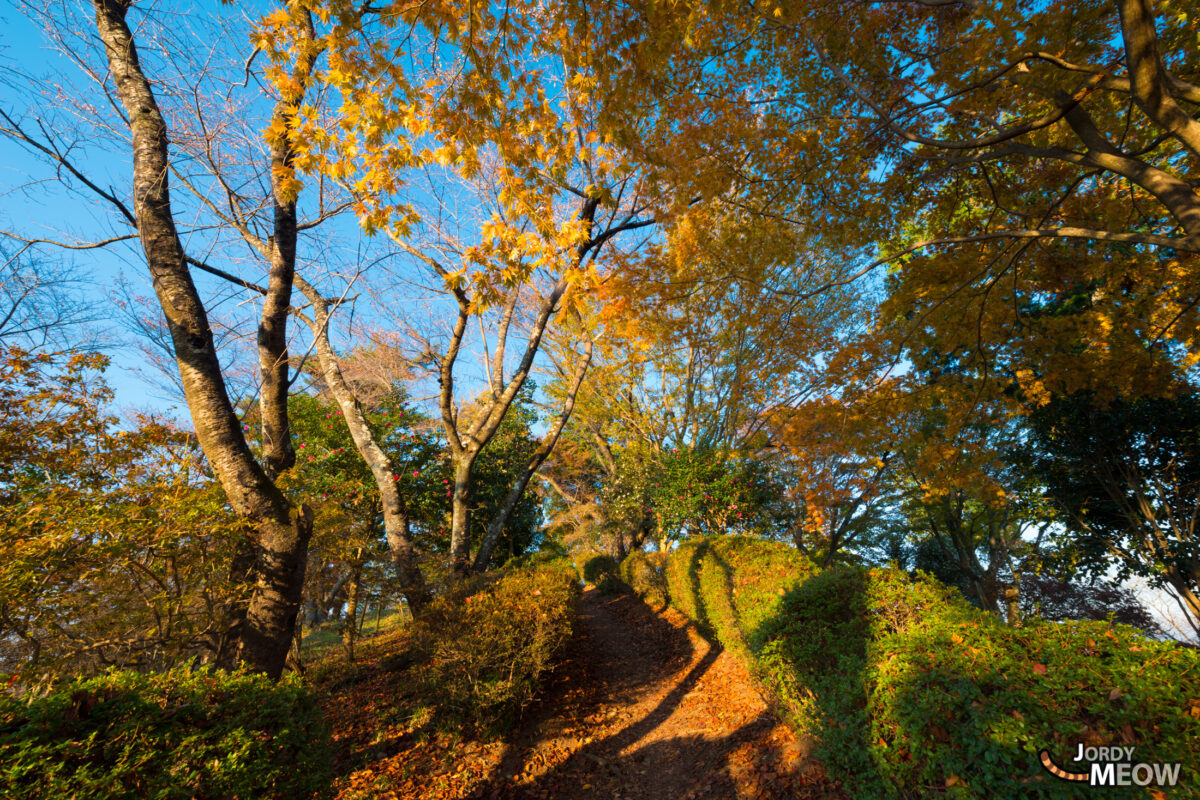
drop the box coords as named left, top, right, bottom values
left=1039, top=746, right=1182, bottom=788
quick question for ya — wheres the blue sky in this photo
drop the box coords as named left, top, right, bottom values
left=1, top=1, right=588, bottom=430
left=0, top=1, right=461, bottom=421
left=2, top=2, right=213, bottom=415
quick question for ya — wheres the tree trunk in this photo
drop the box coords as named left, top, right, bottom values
left=1165, top=567, right=1200, bottom=638
left=473, top=470, right=530, bottom=572
left=239, top=505, right=313, bottom=676
left=472, top=330, right=593, bottom=573
left=322, top=568, right=354, bottom=621
left=341, top=565, right=362, bottom=663
left=450, top=457, right=476, bottom=576
left=1116, top=0, right=1200, bottom=164
left=385, top=514, right=429, bottom=610
left=256, top=9, right=318, bottom=480
left=1003, top=583, right=1021, bottom=626
left=93, top=0, right=310, bottom=680
left=295, top=276, right=432, bottom=610
left=613, top=527, right=627, bottom=561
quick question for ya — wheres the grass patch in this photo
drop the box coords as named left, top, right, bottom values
left=301, top=607, right=409, bottom=663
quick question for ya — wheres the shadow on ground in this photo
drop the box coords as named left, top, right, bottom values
left=458, top=589, right=844, bottom=800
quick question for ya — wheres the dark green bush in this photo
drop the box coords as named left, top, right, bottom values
left=754, top=566, right=891, bottom=795
left=619, top=550, right=669, bottom=607
left=661, top=537, right=1200, bottom=798
left=412, top=559, right=579, bottom=735
left=0, top=666, right=332, bottom=800
left=581, top=553, right=621, bottom=593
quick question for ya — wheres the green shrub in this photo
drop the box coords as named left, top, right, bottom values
left=0, top=666, right=332, bottom=800
left=661, top=538, right=1200, bottom=798
left=663, top=536, right=815, bottom=649
left=664, top=539, right=708, bottom=625
left=619, top=550, right=669, bottom=607
left=863, top=568, right=1199, bottom=798
left=581, top=553, right=621, bottom=593
left=755, top=566, right=887, bottom=795
left=412, top=559, right=579, bottom=735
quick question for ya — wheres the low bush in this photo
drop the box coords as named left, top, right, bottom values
left=411, top=558, right=579, bottom=735
left=619, top=550, right=669, bottom=607
left=659, top=537, right=1200, bottom=798
left=0, top=666, right=332, bottom=800
left=581, top=553, right=621, bottom=593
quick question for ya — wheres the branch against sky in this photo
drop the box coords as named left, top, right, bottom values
left=567, top=0, right=1200, bottom=405
left=258, top=1, right=665, bottom=576
left=0, top=242, right=107, bottom=353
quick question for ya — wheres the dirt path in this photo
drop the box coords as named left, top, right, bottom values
left=328, top=588, right=846, bottom=800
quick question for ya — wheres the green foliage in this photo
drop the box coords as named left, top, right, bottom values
left=663, top=537, right=815, bottom=650
left=408, top=560, right=579, bottom=735
left=1021, top=391, right=1200, bottom=602
left=659, top=536, right=1200, bottom=798
left=503, top=548, right=569, bottom=570
left=619, top=550, right=669, bottom=607
left=413, top=386, right=544, bottom=567
left=862, top=571, right=1198, bottom=797
left=603, top=445, right=782, bottom=547
left=582, top=553, right=620, bottom=592
left=0, top=666, right=332, bottom=800
left=467, top=389, right=544, bottom=566
left=284, top=389, right=444, bottom=523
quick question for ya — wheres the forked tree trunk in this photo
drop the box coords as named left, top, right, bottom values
left=294, top=277, right=432, bottom=611
left=92, top=0, right=310, bottom=679
left=472, top=329, right=593, bottom=572
left=449, top=458, right=476, bottom=575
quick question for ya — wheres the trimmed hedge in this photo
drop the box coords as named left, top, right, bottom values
left=411, top=558, right=580, bottom=735
left=663, top=536, right=816, bottom=652
left=652, top=536, right=1200, bottom=798
left=619, top=549, right=669, bottom=607
left=0, top=667, right=332, bottom=800
left=581, top=553, right=621, bottom=593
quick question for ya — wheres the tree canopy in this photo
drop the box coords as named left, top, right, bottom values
left=0, top=0, right=1197, bottom=686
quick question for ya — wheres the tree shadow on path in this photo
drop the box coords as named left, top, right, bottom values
left=464, top=588, right=845, bottom=800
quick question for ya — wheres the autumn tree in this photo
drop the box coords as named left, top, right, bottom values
left=536, top=202, right=869, bottom=559
left=418, top=384, right=547, bottom=568
left=0, top=0, right=386, bottom=676
left=581, top=0, right=1199, bottom=271
left=257, top=0, right=662, bottom=578
left=571, top=0, right=1200, bottom=409
left=0, top=349, right=248, bottom=682
left=766, top=394, right=895, bottom=567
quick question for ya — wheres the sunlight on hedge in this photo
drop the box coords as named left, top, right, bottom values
left=408, top=558, right=580, bottom=735
left=631, top=536, right=1200, bottom=799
